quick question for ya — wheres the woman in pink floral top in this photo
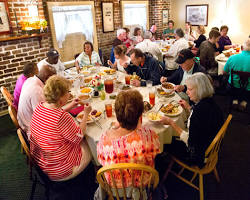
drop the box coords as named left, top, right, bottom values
left=97, top=90, right=160, bottom=188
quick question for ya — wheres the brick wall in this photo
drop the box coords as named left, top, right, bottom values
left=0, top=0, right=171, bottom=113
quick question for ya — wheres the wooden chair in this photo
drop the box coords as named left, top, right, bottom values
left=1, top=86, right=13, bottom=106
left=96, top=163, right=159, bottom=200
left=8, top=104, right=19, bottom=129
left=163, top=114, right=232, bottom=200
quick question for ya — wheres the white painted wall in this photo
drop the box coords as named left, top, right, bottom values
left=171, top=0, right=250, bottom=44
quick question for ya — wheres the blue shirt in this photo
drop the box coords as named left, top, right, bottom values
left=224, top=51, right=250, bottom=90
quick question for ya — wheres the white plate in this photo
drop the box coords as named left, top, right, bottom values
left=76, top=111, right=102, bottom=124
left=216, top=54, right=228, bottom=62
left=147, top=112, right=163, bottom=123
left=80, top=87, right=93, bottom=94
left=160, top=103, right=183, bottom=117
left=156, top=86, right=175, bottom=97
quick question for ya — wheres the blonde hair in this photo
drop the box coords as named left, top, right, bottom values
left=44, top=75, right=72, bottom=104
left=185, top=72, right=214, bottom=102
left=198, top=25, right=205, bottom=34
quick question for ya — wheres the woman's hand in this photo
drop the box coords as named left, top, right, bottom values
left=123, top=63, right=128, bottom=68
left=160, top=76, right=167, bottom=83
left=84, top=103, right=92, bottom=116
left=107, top=60, right=113, bottom=66
left=160, top=116, right=173, bottom=125
left=179, top=99, right=191, bottom=111
left=95, top=62, right=101, bottom=66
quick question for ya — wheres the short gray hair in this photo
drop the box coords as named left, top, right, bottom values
left=144, top=31, right=152, bottom=39
left=185, top=72, right=214, bottom=102
left=117, top=29, right=126, bottom=37
left=243, top=38, right=250, bottom=51
left=175, top=28, right=184, bottom=38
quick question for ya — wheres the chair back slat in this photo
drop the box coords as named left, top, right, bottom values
left=96, top=163, right=159, bottom=200
left=1, top=86, right=13, bottom=106
left=204, top=115, right=232, bottom=168
left=8, top=105, right=20, bottom=128
left=17, top=129, right=30, bottom=159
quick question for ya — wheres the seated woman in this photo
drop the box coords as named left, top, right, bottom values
left=30, top=75, right=97, bottom=199
left=97, top=89, right=160, bottom=189
left=194, top=25, right=206, bottom=48
left=218, top=25, right=235, bottom=53
left=133, top=27, right=143, bottom=45
left=184, top=22, right=197, bottom=41
left=162, top=20, right=175, bottom=39
left=107, top=45, right=131, bottom=72
left=75, top=41, right=102, bottom=73
left=160, top=73, right=224, bottom=168
left=13, top=62, right=38, bottom=110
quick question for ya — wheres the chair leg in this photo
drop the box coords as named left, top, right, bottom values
left=213, top=168, right=220, bottom=182
left=29, top=175, right=37, bottom=200
left=199, top=174, right=204, bottom=200
left=161, top=159, right=174, bottom=184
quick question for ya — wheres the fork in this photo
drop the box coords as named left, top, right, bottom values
left=91, top=116, right=102, bottom=129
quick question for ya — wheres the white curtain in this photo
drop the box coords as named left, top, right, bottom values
left=52, top=5, right=94, bottom=48
left=124, top=4, right=147, bottom=32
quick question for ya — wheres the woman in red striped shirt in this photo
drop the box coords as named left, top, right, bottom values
left=30, top=75, right=97, bottom=199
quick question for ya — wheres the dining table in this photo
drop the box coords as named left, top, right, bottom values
left=65, top=66, right=187, bottom=165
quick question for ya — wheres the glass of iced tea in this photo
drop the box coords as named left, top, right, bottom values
left=104, top=78, right=114, bottom=94
left=125, top=75, right=131, bottom=85
left=149, top=89, right=155, bottom=106
left=105, top=103, right=112, bottom=118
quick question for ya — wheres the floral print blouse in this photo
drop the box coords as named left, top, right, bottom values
left=97, top=126, right=160, bottom=188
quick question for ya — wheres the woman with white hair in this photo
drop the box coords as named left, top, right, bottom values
left=161, top=72, right=224, bottom=167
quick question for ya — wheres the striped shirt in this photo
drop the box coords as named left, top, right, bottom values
left=30, top=103, right=84, bottom=181
left=76, top=51, right=102, bottom=67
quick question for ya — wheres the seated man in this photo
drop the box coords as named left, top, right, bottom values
left=199, top=30, right=221, bottom=74
left=164, top=28, right=189, bottom=71
left=13, top=62, right=38, bottom=110
left=17, top=65, right=56, bottom=139
left=37, top=48, right=65, bottom=75
left=161, top=49, right=206, bottom=100
left=136, top=31, right=163, bottom=62
left=223, top=38, right=250, bottom=110
left=126, top=48, right=162, bottom=86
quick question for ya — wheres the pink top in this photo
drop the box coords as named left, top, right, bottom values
left=30, top=103, right=86, bottom=181
left=97, top=126, right=160, bottom=188
left=13, top=74, right=27, bottom=110
left=17, top=76, right=45, bottom=138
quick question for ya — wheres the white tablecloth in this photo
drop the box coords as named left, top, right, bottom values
left=67, top=67, right=187, bottom=165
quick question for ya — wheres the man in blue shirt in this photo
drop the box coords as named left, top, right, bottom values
left=223, top=38, right=250, bottom=110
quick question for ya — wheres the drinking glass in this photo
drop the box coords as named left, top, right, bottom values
left=146, top=80, right=153, bottom=88
left=149, top=88, right=155, bottom=106
left=105, top=103, right=112, bottom=118
left=104, top=78, right=114, bottom=94
left=125, top=75, right=131, bottom=85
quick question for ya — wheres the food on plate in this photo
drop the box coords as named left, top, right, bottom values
left=98, top=72, right=105, bottom=76
left=80, top=87, right=92, bottom=93
left=147, top=112, right=162, bottom=121
left=162, top=82, right=174, bottom=90
left=77, top=110, right=102, bottom=122
left=161, top=103, right=179, bottom=114
left=121, top=85, right=131, bottom=90
left=104, top=69, right=116, bottom=75
left=84, top=77, right=92, bottom=83
left=144, top=101, right=152, bottom=112
left=109, top=94, right=117, bottom=99
left=157, top=87, right=174, bottom=96
left=78, top=94, right=90, bottom=100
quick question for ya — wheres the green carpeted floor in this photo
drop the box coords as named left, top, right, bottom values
left=0, top=94, right=250, bottom=200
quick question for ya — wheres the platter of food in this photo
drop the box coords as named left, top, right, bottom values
left=78, top=94, right=91, bottom=104
left=147, top=111, right=163, bottom=122
left=103, top=69, right=116, bottom=75
left=157, top=86, right=175, bottom=97
left=80, top=87, right=93, bottom=94
left=76, top=109, right=102, bottom=123
left=161, top=82, right=175, bottom=93
left=160, top=102, right=183, bottom=117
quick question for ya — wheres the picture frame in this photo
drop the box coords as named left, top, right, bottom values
left=0, top=0, right=11, bottom=34
left=102, top=2, right=114, bottom=32
left=186, top=4, right=208, bottom=26
left=162, top=9, right=169, bottom=24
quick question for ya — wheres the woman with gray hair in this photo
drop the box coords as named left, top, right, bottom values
left=161, top=72, right=224, bottom=167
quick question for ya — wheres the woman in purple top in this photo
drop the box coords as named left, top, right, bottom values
left=13, top=62, right=38, bottom=110
left=218, top=25, right=236, bottom=53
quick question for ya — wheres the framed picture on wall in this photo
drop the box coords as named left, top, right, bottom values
left=162, top=9, right=169, bottom=24
left=0, top=0, right=11, bottom=34
left=186, top=4, right=208, bottom=26
left=102, top=2, right=114, bottom=32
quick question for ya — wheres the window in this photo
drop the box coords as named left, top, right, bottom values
left=121, top=1, right=149, bottom=32
left=47, top=2, right=98, bottom=62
